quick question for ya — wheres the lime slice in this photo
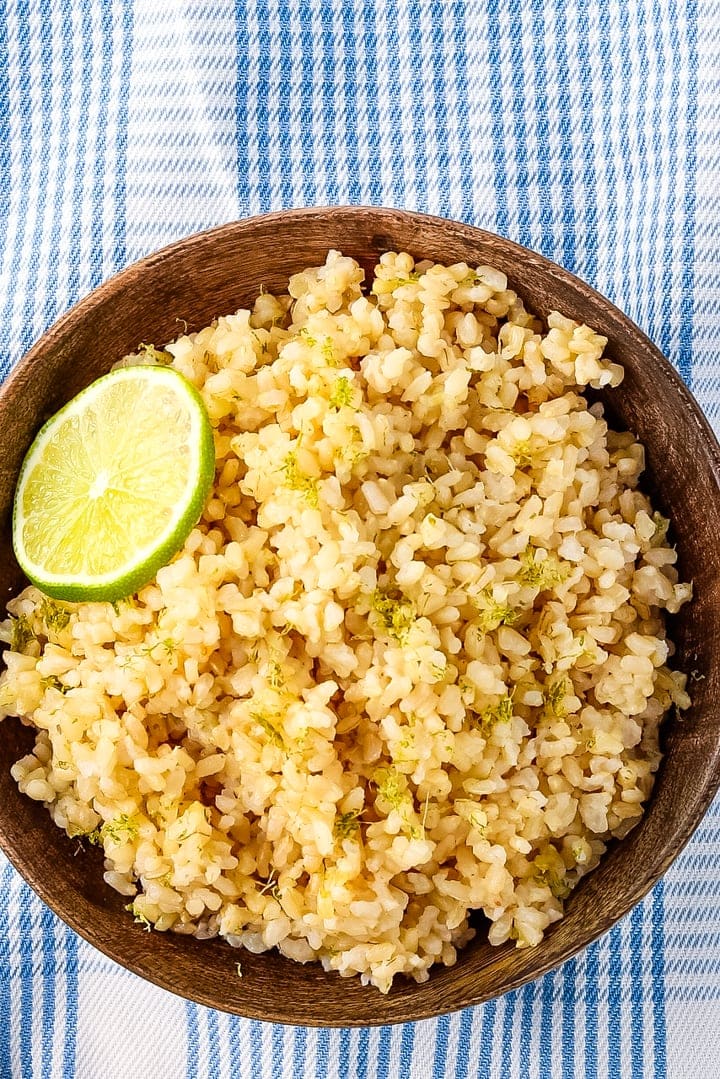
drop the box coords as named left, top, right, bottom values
left=12, top=365, right=215, bottom=602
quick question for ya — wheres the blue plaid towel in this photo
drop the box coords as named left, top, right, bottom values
left=0, top=1, right=718, bottom=1076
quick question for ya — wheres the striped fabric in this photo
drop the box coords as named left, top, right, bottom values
left=0, top=1, right=717, bottom=1076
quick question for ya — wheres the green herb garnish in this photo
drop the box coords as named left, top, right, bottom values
left=250, top=711, right=285, bottom=750
left=125, top=901, right=153, bottom=930
left=10, top=614, right=35, bottom=653
left=334, top=811, right=361, bottom=839
left=329, top=376, right=355, bottom=409
left=520, top=546, right=566, bottom=590
left=38, top=598, right=72, bottom=633
left=282, top=452, right=319, bottom=507
left=370, top=589, right=415, bottom=644
left=471, top=694, right=514, bottom=736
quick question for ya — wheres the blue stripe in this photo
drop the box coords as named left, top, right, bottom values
left=640, top=0, right=660, bottom=341
left=517, top=984, right=534, bottom=1079
left=585, top=944, right=599, bottom=1079
left=507, top=8, right=530, bottom=248
left=18, top=887, right=35, bottom=1078
left=574, top=4, right=598, bottom=286
left=561, top=960, right=577, bottom=1079
left=1, top=0, right=32, bottom=364
left=185, top=1001, right=200, bottom=1079
left=254, top=0, right=272, bottom=212
left=340, top=0, right=361, bottom=203
left=40, top=910, right=57, bottom=1079
left=231, top=1018, right=248, bottom=1079
left=429, top=0, right=450, bottom=217
left=454, top=1009, right=474, bottom=1079
left=319, top=0, right=339, bottom=204
left=432, top=1014, right=450, bottom=1078
left=376, top=1026, right=392, bottom=1079
left=450, top=2, right=474, bottom=223
left=338, top=1027, right=351, bottom=1076
left=538, top=975, right=555, bottom=1079
left=551, top=0, right=576, bottom=269
left=19, top=0, right=52, bottom=357
left=654, top=0, right=678, bottom=356
left=293, top=1024, right=308, bottom=1079
left=0, top=864, right=14, bottom=1074
left=478, top=998, right=497, bottom=1076
left=406, top=1, right=428, bottom=211
left=614, top=2, right=634, bottom=306
left=608, top=925, right=623, bottom=1079
left=652, top=882, right=668, bottom=1078
left=234, top=0, right=250, bottom=214
left=62, top=927, right=79, bottom=1078
left=530, top=0, right=553, bottom=258
left=249, top=1019, right=263, bottom=1079
left=114, top=0, right=133, bottom=269
left=485, top=2, right=509, bottom=236
left=618, top=0, right=646, bottom=330
left=629, top=904, right=645, bottom=1079
left=315, top=1028, right=331, bottom=1079
left=271, top=1023, right=286, bottom=1079
left=360, top=0, right=382, bottom=205
left=399, top=1021, right=415, bottom=1076
left=382, top=0, right=407, bottom=207
left=66, top=1, right=92, bottom=304
left=41, top=0, right=73, bottom=334
left=90, top=0, right=113, bottom=288
left=500, top=990, right=518, bottom=1079
left=658, top=0, right=680, bottom=363
left=297, top=7, right=316, bottom=207
left=660, top=0, right=686, bottom=358
left=39, top=0, right=68, bottom=336
left=207, top=1007, right=221, bottom=1079
left=275, top=2, right=294, bottom=205
left=356, top=1027, right=370, bottom=1079
left=677, top=0, right=698, bottom=386
left=0, top=0, right=10, bottom=314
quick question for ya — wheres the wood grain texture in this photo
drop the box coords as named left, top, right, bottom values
left=1, top=206, right=719, bottom=1027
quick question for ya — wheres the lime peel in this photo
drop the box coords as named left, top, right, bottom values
left=12, top=365, right=215, bottom=602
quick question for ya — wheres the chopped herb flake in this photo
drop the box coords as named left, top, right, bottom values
left=372, top=272, right=421, bottom=295
left=471, top=694, right=514, bottom=735
left=370, top=589, right=415, bottom=644
left=282, top=452, right=319, bottom=508
left=10, top=615, right=35, bottom=653
left=138, top=342, right=173, bottom=365
left=533, top=848, right=571, bottom=899
left=100, top=814, right=140, bottom=845
left=520, top=546, right=566, bottom=590
left=374, top=766, right=412, bottom=813
left=475, top=588, right=518, bottom=632
left=652, top=512, right=670, bottom=540
left=40, top=675, right=68, bottom=694
left=125, top=901, right=153, bottom=930
left=39, top=599, right=72, bottom=633
left=329, top=376, right=355, bottom=409
left=334, top=810, right=361, bottom=839
left=544, top=677, right=568, bottom=717
left=250, top=711, right=285, bottom=750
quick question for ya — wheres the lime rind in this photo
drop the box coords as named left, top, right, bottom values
left=12, top=365, right=216, bottom=603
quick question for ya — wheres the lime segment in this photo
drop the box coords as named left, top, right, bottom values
left=12, top=365, right=215, bottom=601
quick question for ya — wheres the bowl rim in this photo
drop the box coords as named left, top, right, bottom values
left=2, top=204, right=720, bottom=1026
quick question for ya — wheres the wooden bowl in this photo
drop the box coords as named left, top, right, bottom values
left=1, top=207, right=719, bottom=1027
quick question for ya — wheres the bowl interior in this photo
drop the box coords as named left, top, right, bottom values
left=1, top=207, right=719, bottom=1026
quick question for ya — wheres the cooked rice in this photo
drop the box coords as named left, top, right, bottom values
left=0, top=251, right=692, bottom=993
